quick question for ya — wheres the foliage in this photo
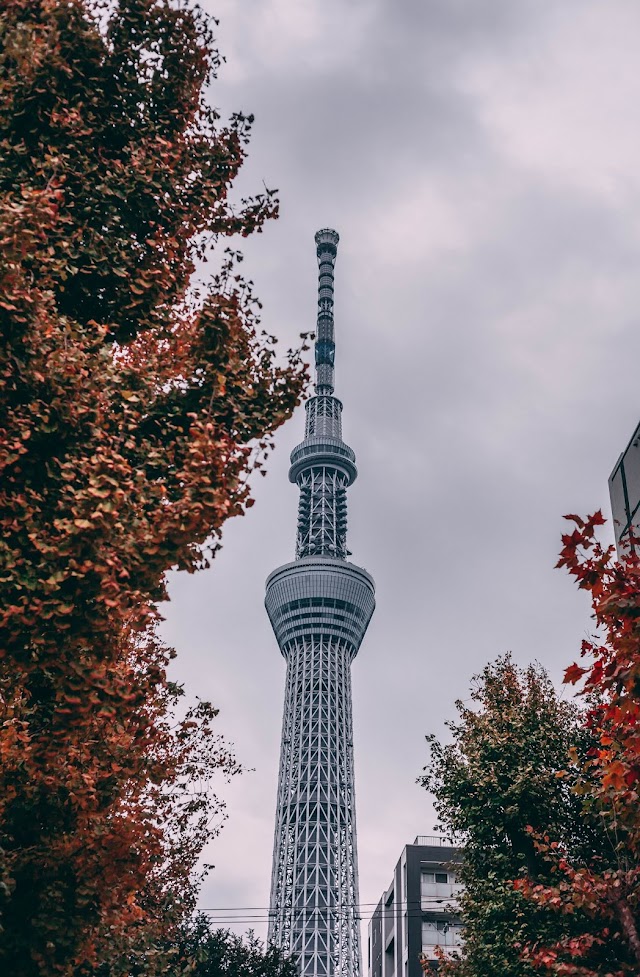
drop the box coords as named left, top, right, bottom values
left=513, top=513, right=640, bottom=974
left=88, top=913, right=298, bottom=977
left=0, top=0, right=307, bottom=973
left=420, top=656, right=614, bottom=977
left=170, top=914, right=298, bottom=977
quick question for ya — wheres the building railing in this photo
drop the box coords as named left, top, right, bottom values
left=421, top=942, right=461, bottom=961
left=421, top=882, right=464, bottom=905
left=414, top=835, right=455, bottom=848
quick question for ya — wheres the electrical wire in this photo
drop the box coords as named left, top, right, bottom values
left=199, top=899, right=458, bottom=911
left=197, top=900, right=462, bottom=925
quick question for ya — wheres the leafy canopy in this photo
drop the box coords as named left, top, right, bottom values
left=514, top=514, right=640, bottom=974
left=170, top=915, right=298, bottom=977
left=421, top=656, right=613, bottom=977
left=422, top=511, right=640, bottom=976
left=0, top=1, right=307, bottom=973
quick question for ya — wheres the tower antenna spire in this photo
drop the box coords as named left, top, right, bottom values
left=314, top=228, right=339, bottom=395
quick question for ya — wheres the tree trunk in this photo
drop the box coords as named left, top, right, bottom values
left=612, top=895, right=640, bottom=965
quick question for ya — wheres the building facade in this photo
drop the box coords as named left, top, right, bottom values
left=368, top=838, right=463, bottom=977
left=266, top=230, right=375, bottom=977
left=609, top=418, right=640, bottom=556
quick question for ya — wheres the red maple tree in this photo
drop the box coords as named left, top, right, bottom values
left=0, top=1, right=307, bottom=973
left=516, top=512, right=640, bottom=974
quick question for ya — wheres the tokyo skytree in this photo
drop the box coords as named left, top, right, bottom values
left=265, top=230, right=375, bottom=977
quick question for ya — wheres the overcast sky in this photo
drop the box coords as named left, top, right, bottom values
left=158, top=0, right=640, bottom=947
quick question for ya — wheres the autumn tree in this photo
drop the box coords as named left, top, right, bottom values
left=514, top=513, right=640, bottom=974
left=0, top=1, right=306, bottom=974
left=165, top=914, right=298, bottom=977
left=420, top=656, right=616, bottom=977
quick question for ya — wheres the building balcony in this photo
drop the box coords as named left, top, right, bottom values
left=420, top=881, right=464, bottom=907
left=421, top=918, right=463, bottom=954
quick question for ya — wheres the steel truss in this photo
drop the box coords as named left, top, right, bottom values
left=269, top=635, right=360, bottom=977
left=295, top=466, right=349, bottom=560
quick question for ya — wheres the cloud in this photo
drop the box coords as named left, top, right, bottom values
left=460, top=2, right=640, bottom=197
left=161, top=0, right=640, bottom=947
left=212, top=0, right=375, bottom=82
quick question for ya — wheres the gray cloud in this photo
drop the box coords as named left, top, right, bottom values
left=159, top=0, right=640, bottom=946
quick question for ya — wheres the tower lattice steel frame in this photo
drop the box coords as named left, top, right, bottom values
left=266, top=230, right=375, bottom=977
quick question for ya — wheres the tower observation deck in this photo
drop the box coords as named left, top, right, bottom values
left=266, top=230, right=375, bottom=977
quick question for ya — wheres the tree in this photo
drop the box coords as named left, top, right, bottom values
left=420, top=656, right=616, bottom=977
left=89, top=913, right=298, bottom=977
left=171, top=915, right=297, bottom=977
left=513, top=513, right=640, bottom=974
left=0, top=1, right=307, bottom=973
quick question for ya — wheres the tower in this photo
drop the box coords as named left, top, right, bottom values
left=266, top=230, right=375, bottom=977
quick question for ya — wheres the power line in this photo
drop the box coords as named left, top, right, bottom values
left=197, top=902, right=462, bottom=926
left=199, top=898, right=461, bottom=912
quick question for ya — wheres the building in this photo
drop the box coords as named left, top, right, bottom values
left=265, top=230, right=376, bottom=977
left=368, top=838, right=463, bottom=977
left=609, top=418, right=640, bottom=556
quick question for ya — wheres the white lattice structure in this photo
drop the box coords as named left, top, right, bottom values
left=266, top=231, right=375, bottom=977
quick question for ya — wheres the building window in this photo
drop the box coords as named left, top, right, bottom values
left=420, top=869, right=460, bottom=903
left=422, top=871, right=449, bottom=886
